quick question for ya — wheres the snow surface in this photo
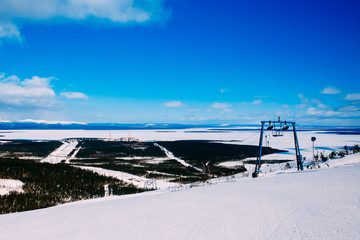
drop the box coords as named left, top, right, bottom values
left=1, top=154, right=360, bottom=240
left=0, top=179, right=24, bottom=196
left=1, top=129, right=360, bottom=239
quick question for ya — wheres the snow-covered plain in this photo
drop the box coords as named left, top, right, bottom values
left=0, top=153, right=359, bottom=240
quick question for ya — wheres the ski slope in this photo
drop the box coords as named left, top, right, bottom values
left=155, top=143, right=203, bottom=172
left=41, top=140, right=78, bottom=164
left=0, top=154, right=359, bottom=240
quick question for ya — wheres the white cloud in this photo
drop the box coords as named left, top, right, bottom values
left=0, top=74, right=56, bottom=107
left=321, top=86, right=340, bottom=94
left=239, top=99, right=263, bottom=105
left=187, top=108, right=199, bottom=112
left=311, top=99, right=329, bottom=109
left=344, top=93, right=360, bottom=101
left=0, top=0, right=169, bottom=41
left=0, top=21, right=21, bottom=42
left=251, top=99, right=262, bottom=105
left=298, top=93, right=307, bottom=101
left=296, top=93, right=309, bottom=108
left=22, top=76, right=52, bottom=87
left=212, top=102, right=231, bottom=109
left=305, top=106, right=360, bottom=118
left=220, top=89, right=229, bottom=94
left=164, top=101, right=184, bottom=107
left=306, top=107, right=322, bottom=115
left=60, top=92, right=88, bottom=100
left=212, top=102, right=232, bottom=113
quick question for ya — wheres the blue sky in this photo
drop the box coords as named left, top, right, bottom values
left=0, top=0, right=359, bottom=125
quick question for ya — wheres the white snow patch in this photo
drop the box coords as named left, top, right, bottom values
left=0, top=179, right=24, bottom=196
left=142, top=157, right=169, bottom=164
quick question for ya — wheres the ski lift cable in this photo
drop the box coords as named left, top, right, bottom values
left=241, top=132, right=259, bottom=142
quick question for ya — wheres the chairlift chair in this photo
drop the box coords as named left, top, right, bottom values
left=271, top=121, right=283, bottom=137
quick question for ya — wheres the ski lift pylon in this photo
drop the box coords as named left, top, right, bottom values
left=252, top=117, right=303, bottom=178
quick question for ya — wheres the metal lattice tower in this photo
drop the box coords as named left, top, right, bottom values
left=252, top=117, right=303, bottom=178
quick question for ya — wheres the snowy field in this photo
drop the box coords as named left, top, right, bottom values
left=0, top=153, right=359, bottom=240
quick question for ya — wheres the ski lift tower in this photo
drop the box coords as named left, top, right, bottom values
left=252, top=117, right=303, bottom=178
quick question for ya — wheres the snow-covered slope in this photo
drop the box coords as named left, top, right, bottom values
left=1, top=154, right=359, bottom=240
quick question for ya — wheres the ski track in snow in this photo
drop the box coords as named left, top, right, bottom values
left=76, top=165, right=179, bottom=190
left=154, top=143, right=203, bottom=172
left=41, top=140, right=78, bottom=164
left=68, top=146, right=81, bottom=163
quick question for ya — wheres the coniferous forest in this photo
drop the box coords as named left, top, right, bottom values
left=0, top=158, right=142, bottom=214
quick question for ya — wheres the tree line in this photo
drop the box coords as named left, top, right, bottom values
left=0, top=158, right=142, bottom=214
